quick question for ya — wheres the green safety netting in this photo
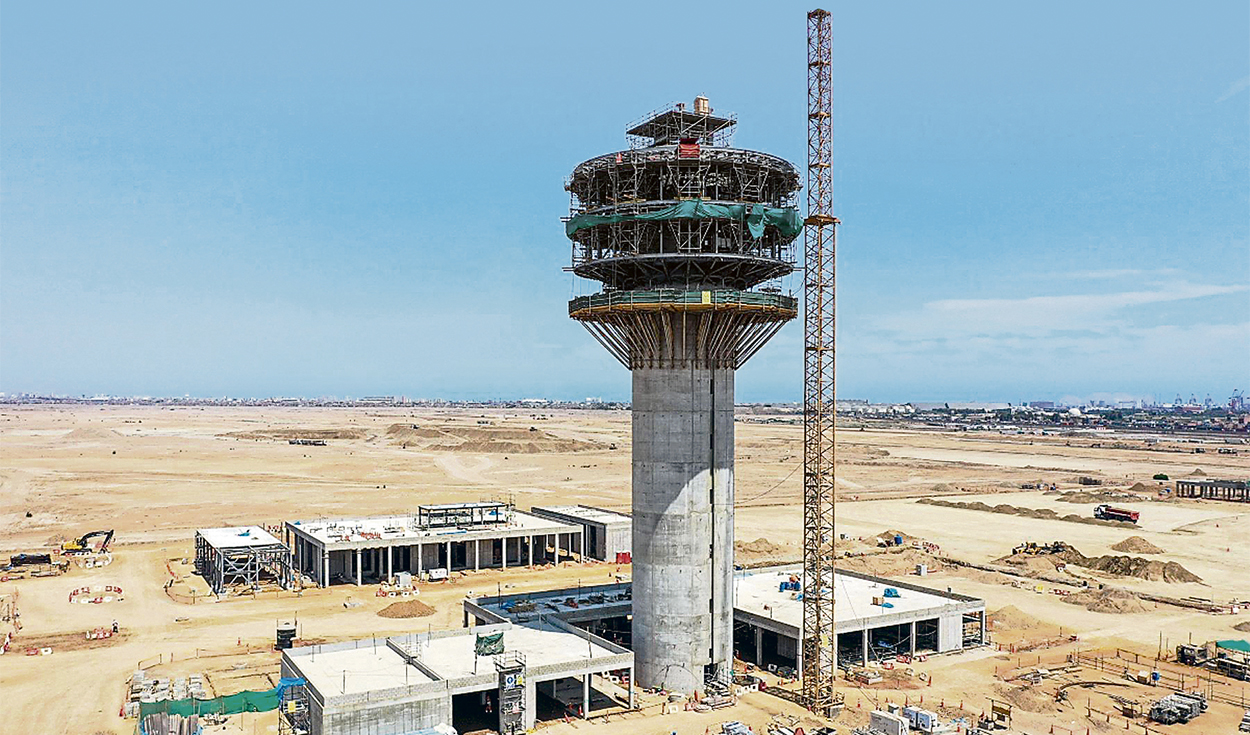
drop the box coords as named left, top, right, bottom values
left=475, top=631, right=504, bottom=656
left=138, top=678, right=304, bottom=721
left=566, top=200, right=802, bottom=240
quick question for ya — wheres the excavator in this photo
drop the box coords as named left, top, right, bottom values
left=61, top=529, right=115, bottom=555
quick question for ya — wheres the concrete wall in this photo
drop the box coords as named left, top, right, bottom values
left=603, top=524, right=631, bottom=560
left=938, top=613, right=963, bottom=652
left=631, top=364, right=735, bottom=692
left=324, top=696, right=450, bottom=735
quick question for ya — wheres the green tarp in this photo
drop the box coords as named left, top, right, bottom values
left=566, top=200, right=802, bottom=239
left=475, top=631, right=504, bottom=656
left=138, top=678, right=304, bottom=721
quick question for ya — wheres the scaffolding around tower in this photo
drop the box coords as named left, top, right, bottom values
left=565, top=99, right=800, bottom=693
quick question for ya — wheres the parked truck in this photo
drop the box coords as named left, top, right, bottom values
left=1094, top=505, right=1139, bottom=523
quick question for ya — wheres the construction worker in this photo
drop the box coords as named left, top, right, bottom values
left=112, top=620, right=119, bottom=634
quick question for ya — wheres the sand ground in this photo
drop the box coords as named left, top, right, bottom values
left=1, top=406, right=1247, bottom=735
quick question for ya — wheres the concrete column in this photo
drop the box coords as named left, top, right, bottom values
left=386, top=547, right=392, bottom=581
left=980, top=610, right=987, bottom=645
left=628, top=665, right=635, bottom=709
left=417, top=543, right=424, bottom=577
left=555, top=534, right=561, bottom=564
left=474, top=540, right=480, bottom=571
left=861, top=629, right=869, bottom=666
left=528, top=535, right=533, bottom=566
left=321, top=548, right=329, bottom=587
left=582, top=673, right=590, bottom=718
left=445, top=541, right=451, bottom=571
left=755, top=626, right=763, bottom=664
left=502, top=538, right=508, bottom=570
left=355, top=549, right=362, bottom=586
left=631, top=365, right=734, bottom=693
left=910, top=622, right=917, bottom=656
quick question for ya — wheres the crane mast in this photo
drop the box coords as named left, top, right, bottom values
left=801, top=7, right=840, bottom=716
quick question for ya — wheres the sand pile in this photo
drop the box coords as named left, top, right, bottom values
left=384, top=423, right=602, bottom=453
left=223, top=428, right=368, bottom=440
left=995, top=683, right=1061, bottom=714
left=1056, top=490, right=1127, bottom=504
left=377, top=599, right=435, bottom=618
left=60, top=427, right=122, bottom=442
left=988, top=605, right=1042, bottom=631
left=1063, top=588, right=1152, bottom=614
left=837, top=548, right=938, bottom=577
left=1111, top=536, right=1165, bottom=554
left=995, top=543, right=1200, bottom=583
left=1233, top=621, right=1250, bottom=633
left=735, top=538, right=782, bottom=555
left=1080, top=556, right=1201, bottom=583
left=1188, top=469, right=1207, bottom=476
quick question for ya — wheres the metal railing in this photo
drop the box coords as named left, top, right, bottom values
left=569, top=289, right=796, bottom=314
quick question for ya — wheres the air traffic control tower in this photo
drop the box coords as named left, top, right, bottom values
left=565, top=99, right=801, bottom=692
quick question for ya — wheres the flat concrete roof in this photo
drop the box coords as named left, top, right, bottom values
left=294, top=641, right=435, bottom=695
left=288, top=622, right=632, bottom=701
left=531, top=505, right=631, bottom=525
left=734, top=566, right=982, bottom=635
left=196, top=526, right=283, bottom=550
left=288, top=510, right=580, bottom=549
left=398, top=622, right=622, bottom=680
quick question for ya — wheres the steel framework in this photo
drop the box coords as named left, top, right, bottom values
left=194, top=532, right=294, bottom=595
left=801, top=7, right=840, bottom=716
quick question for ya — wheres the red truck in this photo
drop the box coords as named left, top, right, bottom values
left=1094, top=504, right=1140, bottom=523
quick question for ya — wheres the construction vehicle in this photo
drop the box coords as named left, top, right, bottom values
left=61, top=529, right=115, bottom=555
left=1012, top=541, right=1071, bottom=556
left=1093, top=505, right=1139, bottom=524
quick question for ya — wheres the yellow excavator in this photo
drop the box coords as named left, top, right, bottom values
left=61, top=529, right=115, bottom=555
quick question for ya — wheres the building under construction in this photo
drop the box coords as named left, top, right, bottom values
left=566, top=98, right=801, bottom=692
left=1175, top=478, right=1249, bottom=502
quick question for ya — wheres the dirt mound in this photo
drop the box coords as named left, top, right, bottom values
left=837, top=548, right=938, bottom=577
left=988, top=605, right=1042, bottom=631
left=1128, top=482, right=1151, bottom=493
left=1233, top=621, right=1250, bottom=633
left=1111, top=536, right=1165, bottom=554
left=377, top=599, right=435, bottom=618
left=929, top=483, right=954, bottom=494
left=223, top=428, right=368, bottom=441
left=735, top=538, right=782, bottom=555
left=1063, top=588, right=1152, bottom=614
left=1056, top=490, right=1129, bottom=504
left=60, top=427, right=122, bottom=442
left=1188, top=468, right=1207, bottom=476
left=1080, top=555, right=1201, bottom=583
left=384, top=423, right=602, bottom=453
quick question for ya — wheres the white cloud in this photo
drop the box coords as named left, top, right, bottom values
left=873, top=281, right=1249, bottom=339
left=1216, top=75, right=1250, bottom=103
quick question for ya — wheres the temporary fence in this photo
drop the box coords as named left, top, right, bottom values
left=137, top=677, right=305, bottom=720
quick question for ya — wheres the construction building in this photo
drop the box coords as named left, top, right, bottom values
left=465, top=566, right=986, bottom=674
left=194, top=526, right=294, bottom=595
left=284, top=503, right=583, bottom=587
left=1175, top=478, right=1249, bottom=502
left=279, top=620, right=633, bottom=735
left=529, top=505, right=631, bottom=561
left=565, top=99, right=801, bottom=692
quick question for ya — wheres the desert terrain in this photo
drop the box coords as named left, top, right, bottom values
left=1, top=405, right=1248, bottom=735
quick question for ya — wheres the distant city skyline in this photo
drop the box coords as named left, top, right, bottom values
left=2, top=2, right=1247, bottom=403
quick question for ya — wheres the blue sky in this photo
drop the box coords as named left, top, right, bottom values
left=2, top=1, right=1247, bottom=403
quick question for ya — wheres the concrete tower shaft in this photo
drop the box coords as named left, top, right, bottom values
left=566, top=101, right=799, bottom=692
